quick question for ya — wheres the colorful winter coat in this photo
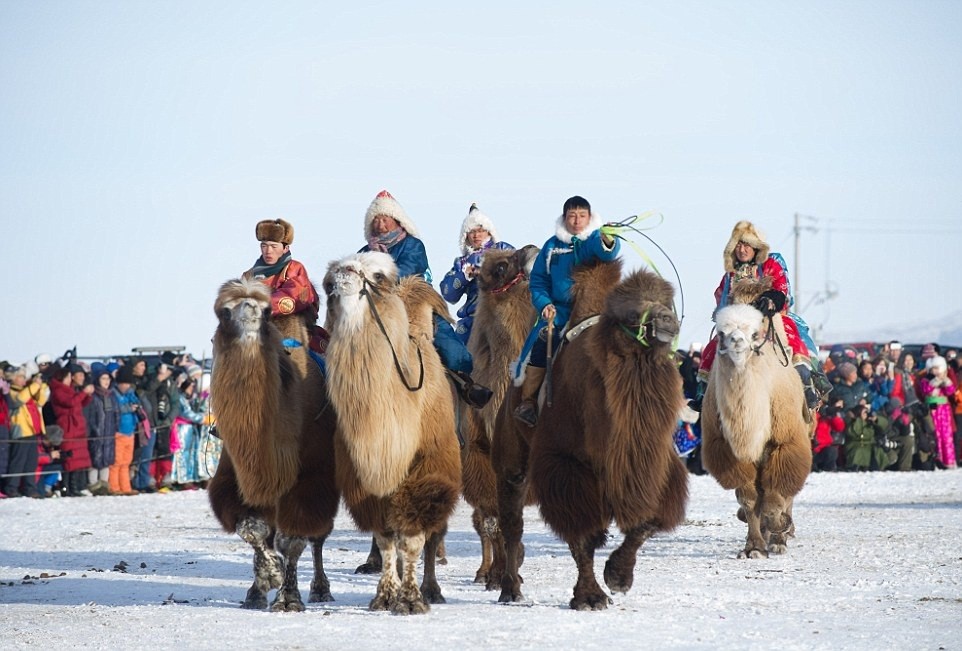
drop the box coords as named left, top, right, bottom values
left=87, top=387, right=119, bottom=469
left=243, top=256, right=319, bottom=322
left=440, top=239, right=514, bottom=342
left=10, top=381, right=48, bottom=439
left=360, top=234, right=431, bottom=282
left=50, top=380, right=93, bottom=471
left=114, top=387, right=141, bottom=436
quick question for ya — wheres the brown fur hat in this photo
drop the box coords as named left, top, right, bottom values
left=256, top=218, right=294, bottom=245
left=723, top=220, right=769, bottom=272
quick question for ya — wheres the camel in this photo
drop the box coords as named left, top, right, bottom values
left=459, top=245, right=540, bottom=588
left=322, top=251, right=462, bottom=615
left=523, top=261, right=689, bottom=610
left=207, top=278, right=340, bottom=611
left=700, top=277, right=813, bottom=558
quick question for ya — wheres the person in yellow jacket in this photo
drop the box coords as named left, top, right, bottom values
left=4, top=363, right=49, bottom=498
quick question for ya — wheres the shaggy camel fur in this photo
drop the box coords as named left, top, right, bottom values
left=207, top=278, right=340, bottom=611
left=460, top=245, right=539, bottom=588
left=700, top=277, right=813, bottom=558
left=527, top=261, right=689, bottom=610
left=322, top=252, right=461, bottom=615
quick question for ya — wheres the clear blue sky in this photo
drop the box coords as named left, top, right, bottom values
left=2, top=1, right=960, bottom=364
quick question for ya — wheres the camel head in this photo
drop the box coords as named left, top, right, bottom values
left=214, top=278, right=273, bottom=343
left=323, top=252, right=399, bottom=332
left=477, top=245, right=540, bottom=293
left=605, top=268, right=679, bottom=347
left=714, top=303, right=764, bottom=369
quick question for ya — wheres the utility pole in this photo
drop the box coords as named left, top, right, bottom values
left=793, top=213, right=818, bottom=306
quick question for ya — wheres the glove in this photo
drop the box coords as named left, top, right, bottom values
left=753, top=290, right=786, bottom=317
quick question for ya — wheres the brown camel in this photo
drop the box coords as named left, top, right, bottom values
left=207, top=278, right=340, bottom=611
left=700, top=277, right=813, bottom=558
left=525, top=261, right=689, bottom=610
left=460, top=245, right=539, bottom=588
left=322, top=251, right=461, bottom=615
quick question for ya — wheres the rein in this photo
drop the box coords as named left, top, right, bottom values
left=751, top=315, right=791, bottom=367
left=619, top=308, right=654, bottom=348
left=488, top=271, right=525, bottom=294
left=359, top=278, right=424, bottom=392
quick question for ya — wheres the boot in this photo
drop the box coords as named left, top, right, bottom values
left=688, top=380, right=707, bottom=413
left=453, top=371, right=494, bottom=409
left=795, top=363, right=820, bottom=410
left=513, top=366, right=546, bottom=427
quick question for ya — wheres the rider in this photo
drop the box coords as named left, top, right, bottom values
left=513, top=195, right=620, bottom=427
left=360, top=190, right=491, bottom=409
left=693, top=220, right=830, bottom=411
left=439, top=203, right=514, bottom=344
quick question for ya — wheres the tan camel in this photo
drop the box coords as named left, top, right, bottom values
left=207, top=278, right=340, bottom=611
left=322, top=251, right=461, bottom=615
left=525, top=261, right=689, bottom=610
left=460, top=245, right=539, bottom=588
left=700, top=277, right=813, bottom=558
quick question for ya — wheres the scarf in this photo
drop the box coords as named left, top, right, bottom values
left=248, top=251, right=292, bottom=280
left=367, top=228, right=407, bottom=253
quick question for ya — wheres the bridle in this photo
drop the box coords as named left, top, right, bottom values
left=487, top=271, right=525, bottom=295
left=358, top=275, right=424, bottom=392
left=750, top=313, right=791, bottom=367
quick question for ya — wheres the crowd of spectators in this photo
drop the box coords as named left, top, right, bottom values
left=812, top=341, right=960, bottom=472
left=1, top=350, right=220, bottom=499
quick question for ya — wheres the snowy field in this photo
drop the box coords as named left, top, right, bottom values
left=1, top=471, right=960, bottom=650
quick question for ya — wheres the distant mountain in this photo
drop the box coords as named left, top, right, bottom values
left=818, top=309, right=962, bottom=347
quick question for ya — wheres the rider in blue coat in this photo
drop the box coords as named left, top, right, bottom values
left=360, top=190, right=491, bottom=408
left=514, top=196, right=620, bottom=427
left=439, top=203, right=514, bottom=344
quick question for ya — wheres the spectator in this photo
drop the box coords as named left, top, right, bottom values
left=439, top=202, right=514, bottom=344
left=887, top=342, right=919, bottom=407
left=170, top=378, right=207, bottom=490
left=0, top=370, right=12, bottom=497
left=86, top=368, right=118, bottom=495
left=879, top=397, right=916, bottom=471
left=109, top=366, right=141, bottom=496
left=829, top=362, right=870, bottom=412
left=514, top=195, right=620, bottom=426
left=812, top=399, right=845, bottom=472
left=919, top=356, right=957, bottom=469
left=4, top=363, right=48, bottom=498
left=866, top=358, right=893, bottom=412
left=843, top=404, right=890, bottom=471
left=49, top=362, right=94, bottom=496
left=679, top=343, right=703, bottom=401
left=134, top=363, right=176, bottom=493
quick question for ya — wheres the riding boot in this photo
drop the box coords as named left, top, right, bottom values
left=688, top=380, right=708, bottom=413
left=513, top=366, right=546, bottom=427
left=453, top=371, right=494, bottom=409
left=795, top=363, right=820, bottom=410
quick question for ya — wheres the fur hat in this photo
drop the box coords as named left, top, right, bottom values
left=35, top=353, right=52, bottom=365
left=723, top=221, right=770, bottom=273
left=925, top=355, right=947, bottom=372
left=23, top=360, right=40, bottom=379
left=364, top=190, right=419, bottom=239
left=115, top=365, right=136, bottom=385
left=458, top=203, right=499, bottom=255
left=256, top=218, right=294, bottom=245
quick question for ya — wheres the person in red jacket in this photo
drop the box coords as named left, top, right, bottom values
left=49, top=362, right=94, bottom=496
left=812, top=399, right=845, bottom=471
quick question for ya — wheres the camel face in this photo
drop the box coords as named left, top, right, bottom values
left=323, top=252, right=399, bottom=332
left=715, top=304, right=763, bottom=369
left=214, top=278, right=272, bottom=344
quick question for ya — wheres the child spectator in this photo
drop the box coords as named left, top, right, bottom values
left=109, top=366, right=141, bottom=496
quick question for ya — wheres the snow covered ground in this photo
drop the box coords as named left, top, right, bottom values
left=1, top=471, right=960, bottom=650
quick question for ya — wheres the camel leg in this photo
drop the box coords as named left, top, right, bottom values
left=420, top=529, right=446, bottom=604
left=497, top=471, right=527, bottom=603
left=735, top=484, right=768, bottom=559
left=308, top=535, right=334, bottom=603
left=760, top=491, right=792, bottom=555
left=604, top=522, right=657, bottom=594
left=568, top=533, right=611, bottom=611
left=471, top=509, right=493, bottom=584
left=355, top=536, right=383, bottom=574
left=237, top=516, right=283, bottom=610
left=369, top=533, right=401, bottom=611
left=270, top=533, right=307, bottom=612
left=393, top=532, right=430, bottom=615
left=435, top=535, right=448, bottom=566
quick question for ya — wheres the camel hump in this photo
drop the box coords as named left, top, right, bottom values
left=399, top=275, right=452, bottom=324
left=569, top=258, right=623, bottom=324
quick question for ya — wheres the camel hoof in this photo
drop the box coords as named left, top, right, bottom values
left=473, top=570, right=488, bottom=584
left=369, top=594, right=392, bottom=611
left=570, top=593, right=612, bottom=611
left=603, top=560, right=635, bottom=594
left=240, top=596, right=267, bottom=610
left=270, top=598, right=305, bottom=613
left=354, top=561, right=382, bottom=575
left=497, top=588, right=524, bottom=603
left=308, top=588, right=334, bottom=603
left=768, top=542, right=788, bottom=555
left=420, top=582, right=445, bottom=605
left=391, top=598, right=430, bottom=615
left=738, top=548, right=768, bottom=559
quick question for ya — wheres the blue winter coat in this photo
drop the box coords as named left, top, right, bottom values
left=440, top=240, right=514, bottom=343
left=516, top=229, right=620, bottom=376
left=360, top=235, right=432, bottom=282
left=114, top=388, right=141, bottom=436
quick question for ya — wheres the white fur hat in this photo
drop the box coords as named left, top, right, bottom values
left=458, top=203, right=499, bottom=255
left=364, top=190, right=419, bottom=239
left=925, top=355, right=947, bottom=371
